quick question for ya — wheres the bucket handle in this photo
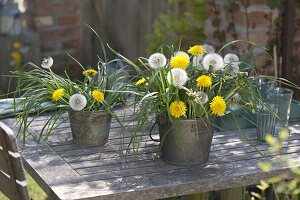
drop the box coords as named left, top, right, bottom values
left=149, top=120, right=160, bottom=142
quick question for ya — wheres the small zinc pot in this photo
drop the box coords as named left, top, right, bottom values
left=68, top=110, right=112, bottom=146
left=157, top=117, right=214, bottom=165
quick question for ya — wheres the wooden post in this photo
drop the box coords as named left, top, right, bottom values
left=219, top=187, right=244, bottom=200
left=79, top=0, right=168, bottom=66
left=185, top=193, right=209, bottom=200
left=281, top=0, right=295, bottom=79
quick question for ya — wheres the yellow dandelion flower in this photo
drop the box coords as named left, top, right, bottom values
left=135, top=78, right=146, bottom=86
left=83, top=69, right=97, bottom=76
left=52, top=88, right=64, bottom=102
left=188, top=45, right=205, bottom=56
left=13, top=42, right=21, bottom=49
left=169, top=101, right=187, bottom=118
left=196, top=75, right=212, bottom=88
left=210, top=96, right=226, bottom=117
left=92, top=90, right=104, bottom=102
left=170, top=54, right=190, bottom=69
left=11, top=51, right=21, bottom=64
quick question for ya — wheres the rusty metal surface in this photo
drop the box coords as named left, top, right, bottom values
left=158, top=117, right=213, bottom=165
left=68, top=110, right=112, bottom=146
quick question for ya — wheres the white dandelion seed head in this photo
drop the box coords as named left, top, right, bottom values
left=69, top=94, right=87, bottom=111
left=194, top=91, right=209, bottom=105
left=202, top=53, right=224, bottom=71
left=148, top=53, right=167, bottom=69
left=224, top=54, right=240, bottom=75
left=202, top=44, right=215, bottom=54
left=174, top=51, right=190, bottom=60
left=224, top=53, right=239, bottom=64
left=41, top=57, right=53, bottom=69
left=192, top=55, right=203, bottom=66
left=167, top=68, right=189, bottom=87
left=226, top=64, right=240, bottom=75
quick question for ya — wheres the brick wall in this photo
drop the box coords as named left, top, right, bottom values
left=23, top=0, right=81, bottom=72
left=204, top=0, right=280, bottom=75
left=21, top=0, right=299, bottom=82
left=292, top=7, right=300, bottom=87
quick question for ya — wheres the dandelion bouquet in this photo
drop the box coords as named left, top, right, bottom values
left=12, top=55, right=128, bottom=141
left=125, top=43, right=258, bottom=128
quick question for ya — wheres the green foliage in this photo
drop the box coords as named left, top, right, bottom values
left=146, top=0, right=206, bottom=54
left=12, top=51, right=129, bottom=142
left=267, top=0, right=281, bottom=9
left=110, top=41, right=276, bottom=152
left=255, top=131, right=300, bottom=200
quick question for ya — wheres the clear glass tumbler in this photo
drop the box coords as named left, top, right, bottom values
left=267, top=87, right=293, bottom=131
left=254, top=78, right=275, bottom=100
left=256, top=109, right=276, bottom=142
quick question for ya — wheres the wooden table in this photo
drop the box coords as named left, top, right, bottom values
left=2, top=109, right=300, bottom=200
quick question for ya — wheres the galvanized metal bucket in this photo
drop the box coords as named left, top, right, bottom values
left=158, top=117, right=213, bottom=165
left=68, top=110, right=112, bottom=146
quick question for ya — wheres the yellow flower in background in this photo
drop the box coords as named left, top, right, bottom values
left=210, top=96, right=226, bottom=116
left=11, top=51, right=22, bottom=65
left=170, top=54, right=190, bottom=69
left=52, top=88, right=64, bottom=102
left=169, top=101, right=187, bottom=118
left=13, top=42, right=21, bottom=49
left=92, top=90, right=104, bottom=102
left=196, top=75, right=212, bottom=88
left=188, top=45, right=205, bottom=56
left=135, top=78, right=146, bottom=86
left=83, top=69, right=97, bottom=76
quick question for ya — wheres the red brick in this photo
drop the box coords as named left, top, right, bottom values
left=58, top=15, right=79, bottom=25
left=57, top=27, right=80, bottom=38
left=230, top=10, right=271, bottom=27
left=33, top=3, right=78, bottom=15
left=235, top=31, right=271, bottom=46
left=62, top=39, right=80, bottom=49
left=41, top=40, right=61, bottom=52
left=206, top=1, right=222, bottom=17
left=38, top=28, right=58, bottom=41
left=231, top=0, right=267, bottom=5
left=34, top=16, right=54, bottom=27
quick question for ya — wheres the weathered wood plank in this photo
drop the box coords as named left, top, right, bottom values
left=0, top=171, right=19, bottom=200
left=3, top=116, right=300, bottom=200
left=185, top=193, right=209, bottom=200
left=0, top=121, right=30, bottom=200
left=1, top=118, right=85, bottom=200
left=219, top=187, right=244, bottom=200
left=70, top=142, right=300, bottom=178
left=48, top=152, right=300, bottom=200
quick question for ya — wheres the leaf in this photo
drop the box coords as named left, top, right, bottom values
left=257, top=162, right=272, bottom=172
left=140, top=92, right=159, bottom=103
left=288, top=179, right=299, bottom=191
left=268, top=176, right=282, bottom=184
left=265, top=134, right=276, bottom=145
left=278, top=130, right=288, bottom=141
left=291, top=167, right=300, bottom=176
left=275, top=185, right=286, bottom=194
left=292, top=188, right=300, bottom=195
left=250, top=192, right=261, bottom=199
left=259, top=180, right=269, bottom=191
left=267, top=0, right=281, bottom=8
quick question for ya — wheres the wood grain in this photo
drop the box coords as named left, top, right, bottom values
left=2, top=111, right=300, bottom=200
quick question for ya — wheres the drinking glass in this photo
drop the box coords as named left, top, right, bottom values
left=256, top=108, right=277, bottom=142
left=267, top=87, right=293, bottom=131
left=254, top=78, right=275, bottom=100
